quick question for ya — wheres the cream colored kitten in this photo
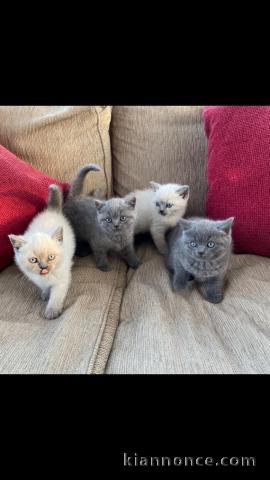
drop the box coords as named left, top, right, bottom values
left=8, top=185, right=75, bottom=320
left=133, top=182, right=190, bottom=254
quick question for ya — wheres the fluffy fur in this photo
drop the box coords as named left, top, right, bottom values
left=8, top=185, right=76, bottom=319
left=133, top=182, right=190, bottom=255
left=166, top=217, right=234, bottom=303
left=63, top=164, right=141, bottom=271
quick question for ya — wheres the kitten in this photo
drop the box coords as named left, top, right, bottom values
left=132, top=182, right=190, bottom=255
left=8, top=185, right=76, bottom=319
left=166, top=217, right=234, bottom=303
left=63, top=164, right=141, bottom=272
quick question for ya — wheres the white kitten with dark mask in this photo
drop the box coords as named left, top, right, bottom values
left=8, top=185, right=75, bottom=320
left=133, top=182, right=190, bottom=255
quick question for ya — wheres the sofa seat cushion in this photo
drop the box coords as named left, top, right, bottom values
left=106, top=245, right=270, bottom=374
left=0, top=256, right=126, bottom=374
left=0, top=106, right=112, bottom=197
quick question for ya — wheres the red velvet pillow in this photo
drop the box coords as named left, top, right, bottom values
left=0, top=144, right=69, bottom=271
left=204, top=106, right=270, bottom=256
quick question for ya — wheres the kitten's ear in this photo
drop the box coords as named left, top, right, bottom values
left=150, top=181, right=160, bottom=192
left=8, top=234, right=27, bottom=250
left=176, top=185, right=189, bottom=200
left=52, top=226, right=63, bottom=242
left=178, top=219, right=192, bottom=230
left=95, top=200, right=105, bottom=211
left=216, top=217, right=234, bottom=234
left=125, top=196, right=136, bottom=209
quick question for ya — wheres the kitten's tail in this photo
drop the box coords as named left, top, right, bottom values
left=68, top=164, right=102, bottom=198
left=47, top=184, right=63, bottom=211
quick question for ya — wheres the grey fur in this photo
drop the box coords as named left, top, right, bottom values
left=47, top=184, right=63, bottom=211
left=68, top=163, right=102, bottom=198
left=63, top=165, right=141, bottom=271
left=166, top=217, right=234, bottom=303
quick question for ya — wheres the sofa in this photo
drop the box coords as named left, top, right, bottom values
left=0, top=106, right=269, bottom=374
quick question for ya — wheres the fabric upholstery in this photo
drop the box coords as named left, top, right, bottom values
left=0, top=256, right=126, bottom=374
left=0, top=106, right=112, bottom=197
left=106, top=244, right=270, bottom=374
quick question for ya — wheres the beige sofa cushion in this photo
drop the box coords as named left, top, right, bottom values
left=0, top=106, right=112, bottom=196
left=0, top=256, right=126, bottom=374
left=106, top=246, right=270, bottom=374
left=111, top=106, right=208, bottom=216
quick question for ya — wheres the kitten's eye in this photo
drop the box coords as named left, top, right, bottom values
left=48, top=254, right=55, bottom=261
left=190, top=242, right=197, bottom=248
left=106, top=217, right=112, bottom=223
left=120, top=216, right=126, bottom=222
left=155, top=202, right=160, bottom=207
left=166, top=203, right=173, bottom=208
left=207, top=241, right=215, bottom=248
left=29, top=257, right=37, bottom=263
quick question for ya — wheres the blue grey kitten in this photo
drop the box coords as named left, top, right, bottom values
left=166, top=217, right=234, bottom=303
left=63, top=164, right=141, bottom=272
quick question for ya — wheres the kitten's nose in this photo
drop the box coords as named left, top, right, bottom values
left=114, top=225, right=120, bottom=229
left=39, top=262, right=48, bottom=269
left=198, top=251, right=204, bottom=256
left=159, top=210, right=166, bottom=216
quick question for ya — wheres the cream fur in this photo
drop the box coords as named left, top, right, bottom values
left=133, top=182, right=189, bottom=254
left=9, top=208, right=75, bottom=320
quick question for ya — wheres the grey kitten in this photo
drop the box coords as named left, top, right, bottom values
left=63, top=164, right=141, bottom=272
left=166, top=217, right=234, bottom=303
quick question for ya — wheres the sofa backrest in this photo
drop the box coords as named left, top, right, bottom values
left=0, top=106, right=112, bottom=197
left=110, top=106, right=208, bottom=216
left=0, top=106, right=208, bottom=215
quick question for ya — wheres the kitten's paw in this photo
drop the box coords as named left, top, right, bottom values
left=41, top=290, right=50, bottom=301
left=204, top=292, right=224, bottom=304
left=166, top=262, right=175, bottom=275
left=172, top=278, right=188, bottom=291
left=157, top=246, right=168, bottom=256
left=76, top=248, right=90, bottom=257
left=129, top=259, right=142, bottom=270
left=45, top=306, right=63, bottom=320
left=97, top=264, right=112, bottom=272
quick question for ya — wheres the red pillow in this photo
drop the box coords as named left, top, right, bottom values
left=203, top=106, right=270, bottom=256
left=0, top=144, right=69, bottom=271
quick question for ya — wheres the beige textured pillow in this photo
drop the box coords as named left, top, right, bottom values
left=111, top=106, right=208, bottom=216
left=0, top=106, right=112, bottom=196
